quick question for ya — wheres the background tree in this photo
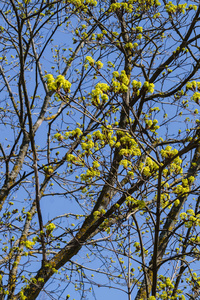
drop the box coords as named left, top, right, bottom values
left=0, top=0, right=200, bottom=299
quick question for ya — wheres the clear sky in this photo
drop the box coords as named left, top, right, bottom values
left=0, top=1, right=200, bottom=300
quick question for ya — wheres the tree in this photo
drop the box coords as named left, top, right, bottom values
left=0, top=0, right=200, bottom=299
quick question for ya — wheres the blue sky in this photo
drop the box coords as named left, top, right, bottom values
left=0, top=1, right=200, bottom=299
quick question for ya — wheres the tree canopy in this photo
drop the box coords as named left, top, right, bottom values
left=0, top=0, right=200, bottom=299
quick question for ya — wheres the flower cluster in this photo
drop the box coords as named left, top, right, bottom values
left=85, top=56, right=103, bottom=69
left=161, top=146, right=183, bottom=176
left=132, top=80, right=142, bottom=96
left=139, top=157, right=159, bottom=177
left=93, top=209, right=106, bottom=220
left=24, top=240, right=35, bottom=249
left=109, top=0, right=161, bottom=14
left=118, top=132, right=141, bottom=157
left=54, top=128, right=83, bottom=142
left=145, top=118, right=159, bottom=132
left=112, top=70, right=129, bottom=93
left=173, top=178, right=190, bottom=197
left=186, top=81, right=200, bottom=91
left=85, top=56, right=95, bottom=66
left=46, top=223, right=56, bottom=234
left=64, top=128, right=83, bottom=139
left=165, top=2, right=187, bottom=14
left=45, top=74, right=71, bottom=93
left=125, top=42, right=138, bottom=49
left=125, top=196, right=145, bottom=209
left=109, top=2, right=134, bottom=13
left=180, top=209, right=200, bottom=228
left=161, top=145, right=179, bottom=159
left=156, top=275, right=184, bottom=299
left=143, top=81, right=155, bottom=94
left=90, top=82, right=110, bottom=106
left=66, top=154, right=84, bottom=166
left=192, top=92, right=200, bottom=103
